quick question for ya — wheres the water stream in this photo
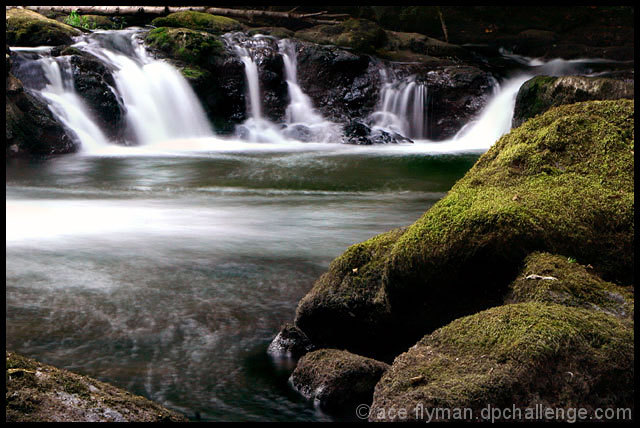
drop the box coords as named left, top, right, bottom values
left=6, top=27, right=621, bottom=421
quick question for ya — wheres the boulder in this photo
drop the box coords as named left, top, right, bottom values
left=292, top=100, right=634, bottom=358
left=267, top=323, right=315, bottom=358
left=6, top=72, right=77, bottom=157
left=6, top=8, right=81, bottom=47
left=144, top=27, right=225, bottom=69
left=369, top=302, right=633, bottom=421
left=513, top=75, right=634, bottom=127
left=295, top=19, right=387, bottom=54
left=505, top=252, right=634, bottom=319
left=151, top=11, right=245, bottom=34
left=6, top=351, right=188, bottom=422
left=290, top=348, right=389, bottom=414
left=343, top=121, right=413, bottom=145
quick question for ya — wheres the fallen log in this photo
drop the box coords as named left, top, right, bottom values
left=17, top=5, right=346, bottom=25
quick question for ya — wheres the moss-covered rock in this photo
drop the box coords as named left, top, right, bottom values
left=62, top=14, right=120, bottom=30
left=295, top=19, right=387, bottom=54
left=144, top=26, right=225, bottom=69
left=369, top=302, right=634, bottom=421
left=151, top=11, right=244, bottom=34
left=6, top=8, right=81, bottom=47
left=246, top=27, right=294, bottom=39
left=294, top=100, right=634, bottom=358
left=6, top=351, right=188, bottom=422
left=267, top=323, right=316, bottom=358
left=380, top=30, right=473, bottom=62
left=513, top=75, right=634, bottom=128
left=290, top=348, right=389, bottom=414
left=505, top=252, right=634, bottom=319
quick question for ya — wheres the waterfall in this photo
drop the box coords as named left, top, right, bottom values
left=278, top=39, right=340, bottom=142
left=11, top=29, right=213, bottom=153
left=11, top=49, right=112, bottom=153
left=74, top=30, right=213, bottom=145
left=369, top=71, right=428, bottom=140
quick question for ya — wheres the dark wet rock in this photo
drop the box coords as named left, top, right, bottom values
left=267, top=323, right=315, bottom=358
left=294, top=100, right=634, bottom=359
left=370, top=302, right=633, bottom=421
left=6, top=351, right=188, bottom=422
left=293, top=40, right=382, bottom=125
left=290, top=348, right=389, bottom=414
left=6, top=71, right=77, bottom=157
left=513, top=75, right=634, bottom=128
left=6, top=8, right=81, bottom=47
left=343, top=121, right=413, bottom=145
left=67, top=52, right=126, bottom=142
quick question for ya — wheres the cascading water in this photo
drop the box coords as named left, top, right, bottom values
left=278, top=39, right=340, bottom=142
left=11, top=48, right=112, bottom=153
left=11, top=29, right=213, bottom=153
left=369, top=70, right=428, bottom=140
left=73, top=29, right=213, bottom=145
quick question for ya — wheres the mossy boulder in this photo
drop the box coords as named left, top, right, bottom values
left=144, top=27, right=225, bottom=69
left=61, top=14, right=120, bottom=30
left=506, top=252, right=634, bottom=319
left=295, top=19, right=387, bottom=54
left=293, top=100, right=634, bottom=358
left=6, top=8, right=81, bottom=47
left=290, top=348, right=389, bottom=414
left=151, top=11, right=244, bottom=34
left=513, top=75, right=634, bottom=128
left=267, top=323, right=315, bottom=358
left=380, top=30, right=473, bottom=62
left=247, top=27, right=294, bottom=39
left=369, top=302, right=634, bottom=421
left=6, top=351, right=188, bottom=422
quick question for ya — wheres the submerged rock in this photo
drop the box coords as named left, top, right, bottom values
left=370, top=302, right=634, bottom=421
left=513, top=75, right=634, bottom=127
left=290, top=348, right=389, bottom=414
left=267, top=323, right=315, bottom=358
left=6, top=8, right=81, bottom=47
left=5, top=351, right=188, bottom=422
left=293, top=100, right=634, bottom=358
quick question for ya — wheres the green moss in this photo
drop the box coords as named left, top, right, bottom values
left=371, top=302, right=634, bottom=420
left=6, top=8, right=81, bottom=47
left=295, top=100, right=634, bottom=358
left=145, top=27, right=224, bottom=68
left=295, top=19, right=387, bottom=54
left=505, top=252, right=633, bottom=318
left=151, top=11, right=243, bottom=34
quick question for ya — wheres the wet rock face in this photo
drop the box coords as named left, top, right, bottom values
left=267, top=323, right=315, bottom=358
left=294, top=40, right=382, bottom=125
left=6, top=351, right=188, bottom=422
left=67, top=51, right=126, bottom=142
left=513, top=75, right=635, bottom=128
left=290, top=349, right=389, bottom=415
left=6, top=69, right=77, bottom=157
left=343, top=121, right=413, bottom=145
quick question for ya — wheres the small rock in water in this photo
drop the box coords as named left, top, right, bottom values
left=267, top=323, right=315, bottom=358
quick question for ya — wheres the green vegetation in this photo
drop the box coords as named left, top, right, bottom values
left=63, top=11, right=122, bottom=30
left=295, top=100, right=634, bottom=358
left=295, top=19, right=387, bottom=54
left=6, top=8, right=81, bottom=47
left=371, top=302, right=633, bottom=420
left=505, top=252, right=633, bottom=318
left=151, top=11, right=244, bottom=34
left=145, top=27, right=225, bottom=68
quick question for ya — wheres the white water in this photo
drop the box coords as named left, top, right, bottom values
left=74, top=29, right=213, bottom=145
left=38, top=56, right=112, bottom=153
left=370, top=71, right=427, bottom=139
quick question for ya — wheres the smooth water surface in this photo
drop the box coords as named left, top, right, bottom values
left=6, top=146, right=478, bottom=421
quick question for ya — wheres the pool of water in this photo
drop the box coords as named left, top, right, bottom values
left=6, top=144, right=478, bottom=421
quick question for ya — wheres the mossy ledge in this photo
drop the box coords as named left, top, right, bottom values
left=151, top=11, right=244, bottom=34
left=369, top=302, right=634, bottom=421
left=6, top=351, right=188, bottom=422
left=293, top=99, right=634, bottom=358
left=6, top=8, right=81, bottom=47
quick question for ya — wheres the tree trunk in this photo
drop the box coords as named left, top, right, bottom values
left=17, top=5, right=346, bottom=25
